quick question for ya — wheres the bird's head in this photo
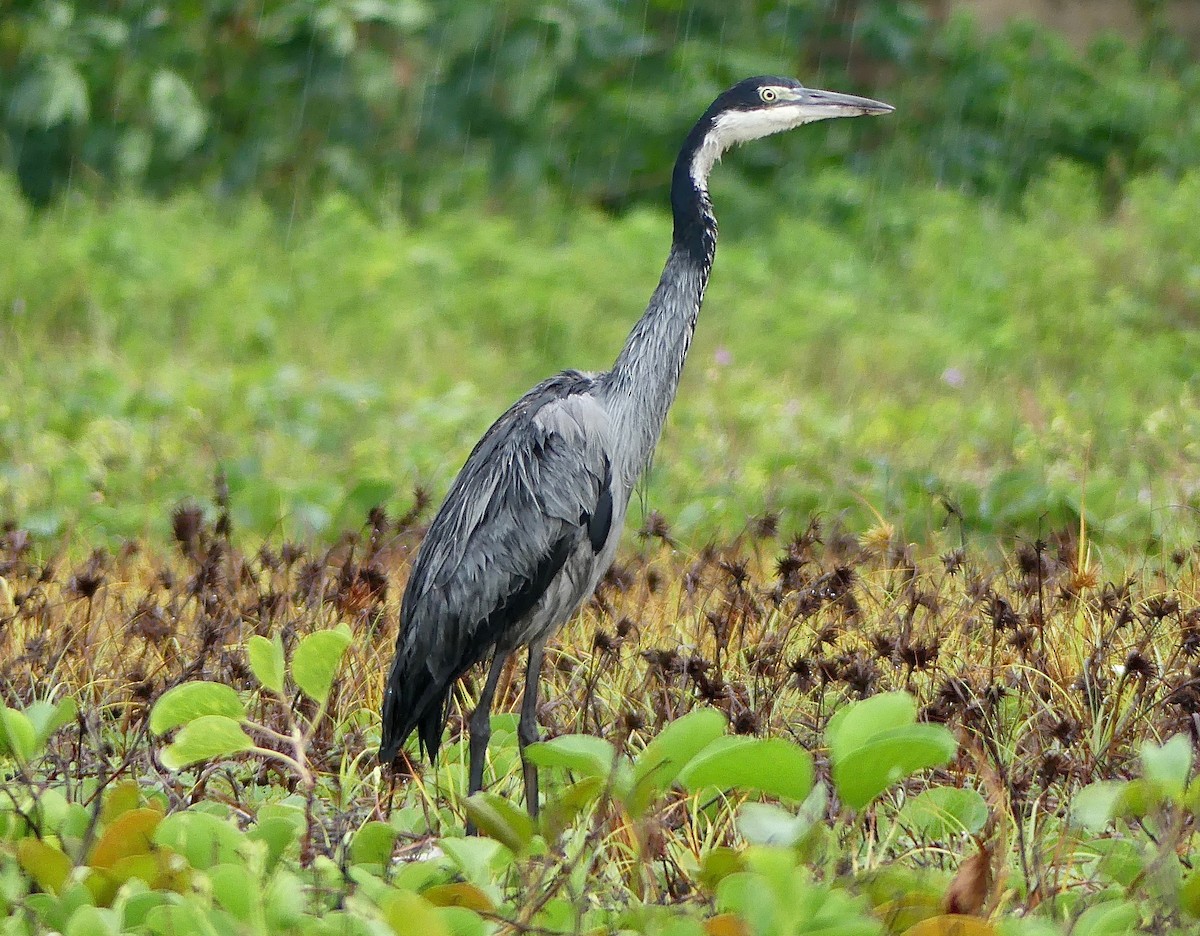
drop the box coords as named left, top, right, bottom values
left=686, top=76, right=893, bottom=183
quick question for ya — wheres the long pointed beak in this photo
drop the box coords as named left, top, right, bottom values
left=792, top=87, right=894, bottom=117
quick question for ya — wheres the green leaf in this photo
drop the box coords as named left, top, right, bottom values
left=9, top=61, right=89, bottom=128
left=439, top=836, right=512, bottom=887
left=65, top=905, right=120, bottom=936
left=291, top=626, right=352, bottom=704
left=249, top=816, right=300, bottom=873
left=159, top=715, right=254, bottom=769
left=437, top=905, right=487, bottom=936
left=149, top=682, right=246, bottom=735
left=1141, top=733, right=1193, bottom=802
left=895, top=787, right=989, bottom=839
left=524, top=734, right=620, bottom=780
left=380, top=888, right=452, bottom=936
left=679, top=737, right=813, bottom=802
left=831, top=725, right=957, bottom=809
left=154, top=811, right=247, bottom=870
left=626, top=708, right=728, bottom=816
left=826, top=691, right=917, bottom=764
left=25, top=697, right=78, bottom=748
left=248, top=635, right=286, bottom=695
left=349, top=821, right=396, bottom=867
left=211, top=862, right=259, bottom=922
left=1071, top=781, right=1126, bottom=832
left=737, top=803, right=808, bottom=847
left=463, top=792, right=534, bottom=855
left=0, top=706, right=37, bottom=761
left=17, top=838, right=73, bottom=894
left=539, top=776, right=606, bottom=842
left=149, top=70, right=208, bottom=158
left=1180, top=871, right=1200, bottom=919
left=1071, top=900, right=1141, bottom=936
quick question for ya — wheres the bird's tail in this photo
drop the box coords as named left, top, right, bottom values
left=378, top=645, right=452, bottom=766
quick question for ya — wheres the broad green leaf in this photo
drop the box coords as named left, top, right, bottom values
left=99, top=780, right=143, bottom=825
left=154, top=811, right=247, bottom=870
left=65, top=905, right=120, bottom=936
left=539, top=775, right=606, bottom=842
left=438, top=906, right=487, bottom=936
left=149, top=70, right=208, bottom=158
left=524, top=734, right=620, bottom=780
left=211, top=863, right=259, bottom=922
left=698, top=847, right=747, bottom=891
left=249, top=816, right=300, bottom=873
left=627, top=709, right=728, bottom=815
left=996, top=919, right=1072, bottom=936
left=380, top=889, right=451, bottom=936
left=1070, top=900, right=1140, bottom=936
left=715, top=872, right=778, bottom=935
left=895, top=787, right=989, bottom=839
left=122, top=892, right=172, bottom=931
left=349, top=821, right=396, bottom=867
left=264, top=870, right=306, bottom=931
left=9, top=61, right=89, bottom=128
left=463, top=792, right=534, bottom=855
left=874, top=892, right=943, bottom=934
left=439, top=836, right=512, bottom=887
left=1071, top=781, right=1126, bottom=832
left=17, top=838, right=72, bottom=894
left=832, top=725, right=957, bottom=810
left=25, top=697, right=78, bottom=748
left=149, top=682, right=245, bottom=735
left=0, top=706, right=37, bottom=761
left=248, top=635, right=286, bottom=695
left=292, top=626, right=352, bottom=704
left=1141, top=733, right=1193, bottom=801
left=1180, top=871, right=1200, bottom=918
left=159, top=715, right=254, bottom=769
left=827, top=691, right=917, bottom=764
left=144, top=899, right=241, bottom=935
left=679, top=737, right=813, bottom=802
left=1091, top=838, right=1147, bottom=887
left=737, top=803, right=808, bottom=846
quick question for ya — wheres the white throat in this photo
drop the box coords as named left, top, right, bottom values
left=689, top=107, right=831, bottom=187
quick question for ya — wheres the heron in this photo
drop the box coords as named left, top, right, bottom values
left=380, top=76, right=893, bottom=814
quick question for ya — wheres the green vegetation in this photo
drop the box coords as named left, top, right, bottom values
left=5, top=3, right=1200, bottom=933
left=3, top=509, right=1200, bottom=933
left=4, top=2, right=1199, bottom=211
left=3, top=163, right=1200, bottom=551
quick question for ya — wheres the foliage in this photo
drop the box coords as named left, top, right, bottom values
left=3, top=165, right=1200, bottom=549
left=1, top=1, right=1199, bottom=212
left=4, top=502, right=1200, bottom=931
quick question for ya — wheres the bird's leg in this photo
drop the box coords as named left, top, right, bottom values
left=518, top=638, right=548, bottom=818
left=468, top=652, right=509, bottom=802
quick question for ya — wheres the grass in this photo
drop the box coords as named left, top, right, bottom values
left=3, top=161, right=1200, bottom=931
left=2, top=502, right=1200, bottom=932
left=2, top=163, right=1200, bottom=554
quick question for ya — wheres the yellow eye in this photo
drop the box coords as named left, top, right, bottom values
left=760, top=87, right=777, bottom=103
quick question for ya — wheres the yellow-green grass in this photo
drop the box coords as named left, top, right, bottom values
left=3, top=164, right=1200, bottom=551
left=3, top=506, right=1197, bottom=923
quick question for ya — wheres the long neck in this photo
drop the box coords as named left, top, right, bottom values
left=600, top=130, right=718, bottom=487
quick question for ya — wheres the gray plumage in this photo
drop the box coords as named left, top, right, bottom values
left=379, top=76, right=893, bottom=814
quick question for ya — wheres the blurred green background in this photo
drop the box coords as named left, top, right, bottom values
left=2, top=0, right=1199, bottom=552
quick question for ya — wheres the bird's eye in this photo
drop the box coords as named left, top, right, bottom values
left=760, top=88, right=777, bottom=103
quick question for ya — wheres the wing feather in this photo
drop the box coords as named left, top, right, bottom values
left=380, top=372, right=617, bottom=763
